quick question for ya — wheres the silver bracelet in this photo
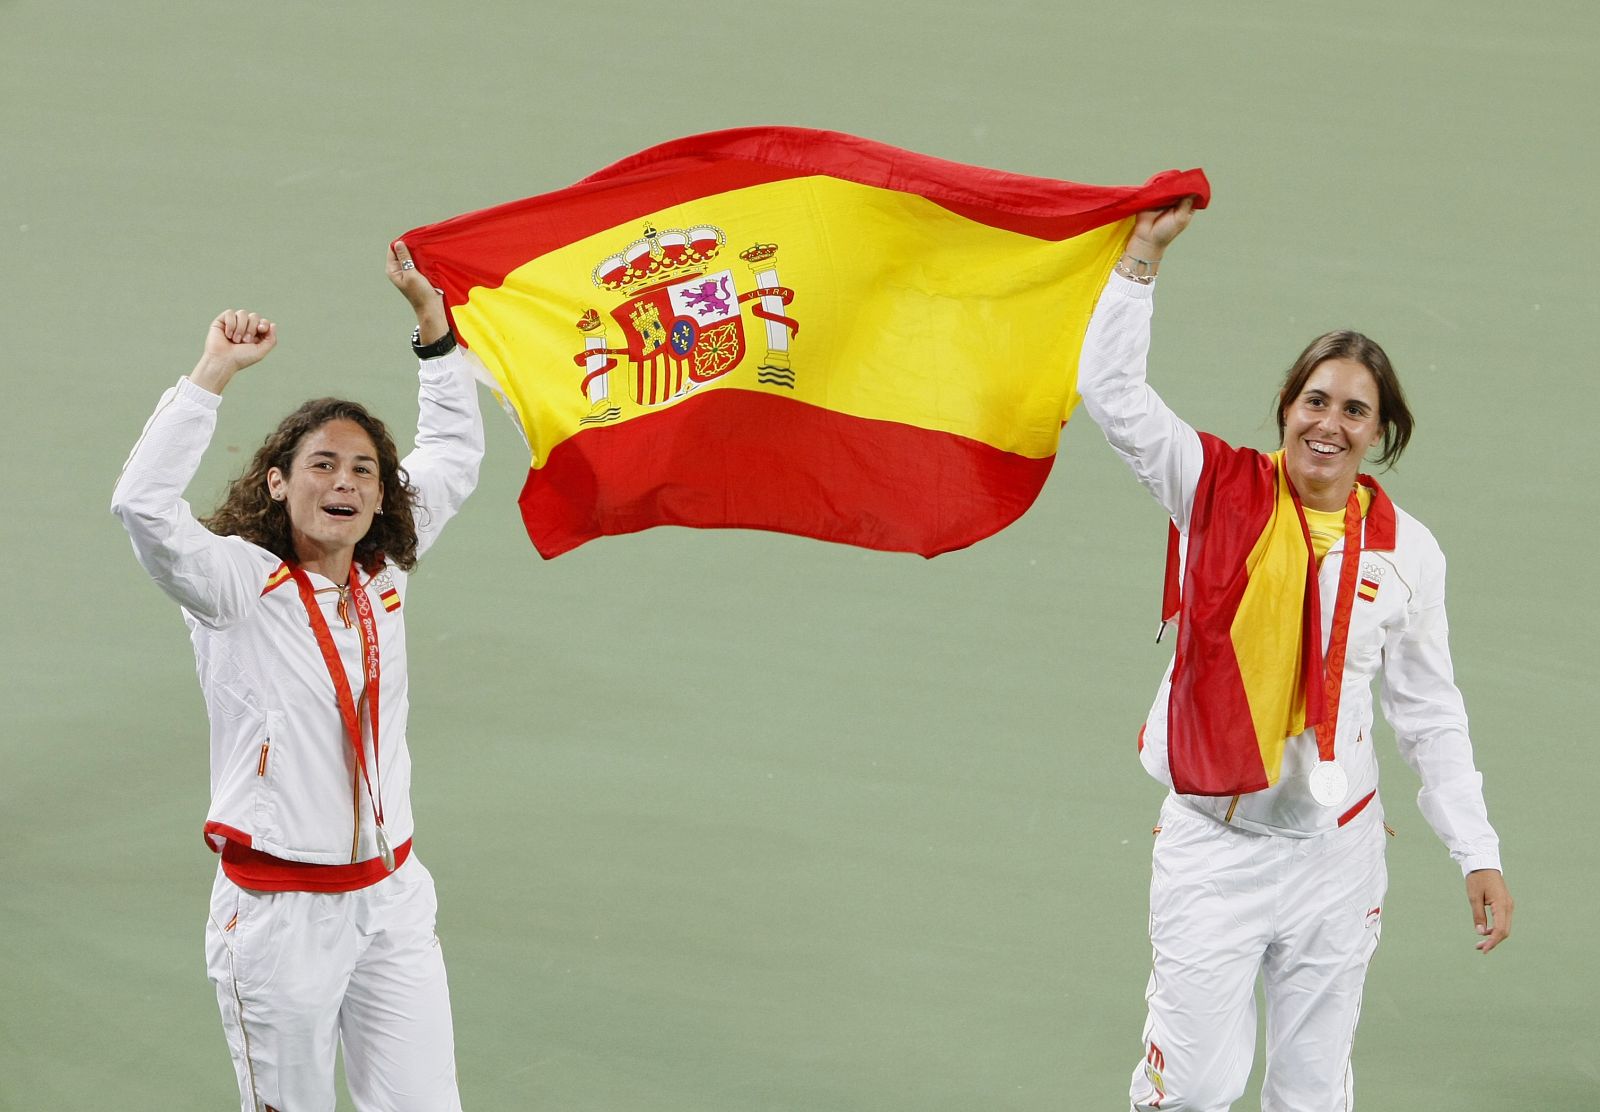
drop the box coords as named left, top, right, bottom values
left=1114, top=254, right=1158, bottom=285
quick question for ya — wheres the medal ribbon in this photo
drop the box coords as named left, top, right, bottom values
left=1309, top=489, right=1364, bottom=763
left=290, top=563, right=385, bottom=846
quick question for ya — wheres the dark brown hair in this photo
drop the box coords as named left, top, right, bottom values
left=203, top=399, right=419, bottom=572
left=1275, top=330, right=1413, bottom=469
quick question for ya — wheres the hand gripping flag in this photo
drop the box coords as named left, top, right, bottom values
left=399, top=127, right=1209, bottom=558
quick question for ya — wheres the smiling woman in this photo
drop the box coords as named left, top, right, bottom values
left=205, top=398, right=420, bottom=577
left=1072, top=202, right=1512, bottom=1111
left=109, top=243, right=485, bottom=1112
left=1275, top=332, right=1414, bottom=511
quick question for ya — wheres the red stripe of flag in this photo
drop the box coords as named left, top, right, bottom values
left=518, top=388, right=1055, bottom=559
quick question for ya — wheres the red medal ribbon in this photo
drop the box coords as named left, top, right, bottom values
left=290, top=562, right=385, bottom=849
left=1310, top=489, right=1364, bottom=763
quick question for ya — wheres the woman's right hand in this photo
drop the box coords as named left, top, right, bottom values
left=191, top=310, right=277, bottom=394
left=1129, top=195, right=1197, bottom=263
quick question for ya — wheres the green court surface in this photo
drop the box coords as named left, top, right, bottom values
left=3, top=2, right=1595, bottom=1108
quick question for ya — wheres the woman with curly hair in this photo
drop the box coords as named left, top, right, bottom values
left=112, top=243, right=483, bottom=1111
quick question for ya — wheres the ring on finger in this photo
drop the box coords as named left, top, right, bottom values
left=400, top=260, right=416, bottom=271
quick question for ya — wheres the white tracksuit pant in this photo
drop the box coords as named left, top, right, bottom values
left=1130, top=795, right=1388, bottom=1111
left=204, top=855, right=462, bottom=1112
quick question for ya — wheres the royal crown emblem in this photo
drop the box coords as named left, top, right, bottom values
left=574, top=223, right=799, bottom=423
left=591, top=224, right=726, bottom=291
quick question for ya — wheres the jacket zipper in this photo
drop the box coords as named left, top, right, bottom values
left=350, top=765, right=361, bottom=863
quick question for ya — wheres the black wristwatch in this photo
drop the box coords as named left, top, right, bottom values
left=411, top=325, right=457, bottom=359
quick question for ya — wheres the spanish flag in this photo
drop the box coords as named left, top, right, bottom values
left=1165, top=435, right=1396, bottom=796
left=261, top=562, right=292, bottom=596
left=400, top=127, right=1209, bottom=557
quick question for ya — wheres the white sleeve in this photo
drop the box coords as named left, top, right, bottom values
left=110, top=378, right=271, bottom=627
left=1077, top=273, right=1205, bottom=529
left=1380, top=538, right=1503, bottom=875
left=403, top=346, right=486, bottom=557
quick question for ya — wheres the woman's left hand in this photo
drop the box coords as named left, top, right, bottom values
left=1466, top=869, right=1513, bottom=953
left=387, top=240, right=449, bottom=345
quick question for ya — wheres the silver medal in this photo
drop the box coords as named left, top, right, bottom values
left=1308, top=760, right=1348, bottom=807
left=376, top=824, right=397, bottom=872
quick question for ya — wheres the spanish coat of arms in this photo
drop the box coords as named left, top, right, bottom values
left=573, top=223, right=799, bottom=424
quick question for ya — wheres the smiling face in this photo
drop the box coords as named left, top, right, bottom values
left=1281, top=358, right=1383, bottom=511
left=265, top=418, right=383, bottom=577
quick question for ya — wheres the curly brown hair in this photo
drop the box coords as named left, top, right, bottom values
left=203, top=399, right=420, bottom=572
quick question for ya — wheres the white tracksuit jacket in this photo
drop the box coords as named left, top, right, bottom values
left=1078, top=274, right=1501, bottom=875
left=111, top=348, right=484, bottom=865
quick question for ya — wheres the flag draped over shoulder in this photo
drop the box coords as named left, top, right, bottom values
left=399, top=127, right=1210, bottom=558
left=1164, top=436, right=1396, bottom=796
